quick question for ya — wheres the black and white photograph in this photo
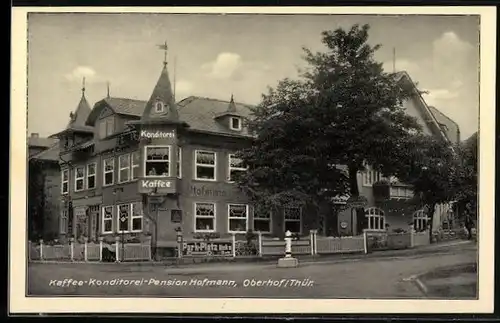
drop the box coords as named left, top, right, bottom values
left=10, top=6, right=495, bottom=315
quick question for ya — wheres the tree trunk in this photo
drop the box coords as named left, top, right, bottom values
left=428, top=203, right=436, bottom=244
left=348, top=166, right=360, bottom=197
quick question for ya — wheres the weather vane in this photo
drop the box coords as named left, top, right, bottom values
left=157, top=41, right=168, bottom=66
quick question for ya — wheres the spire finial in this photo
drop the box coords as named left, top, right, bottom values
left=81, top=77, right=86, bottom=97
left=106, top=81, right=110, bottom=98
left=230, top=93, right=234, bottom=102
left=157, top=40, right=168, bottom=67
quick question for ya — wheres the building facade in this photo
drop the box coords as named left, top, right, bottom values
left=50, top=55, right=460, bottom=244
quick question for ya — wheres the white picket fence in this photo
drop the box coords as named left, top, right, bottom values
left=29, top=237, right=151, bottom=262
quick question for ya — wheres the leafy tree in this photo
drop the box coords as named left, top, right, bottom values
left=393, top=134, right=457, bottom=242
left=238, top=24, right=422, bottom=234
left=452, top=132, right=478, bottom=239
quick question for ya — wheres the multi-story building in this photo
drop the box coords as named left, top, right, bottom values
left=50, top=50, right=460, bottom=244
left=28, top=133, right=60, bottom=240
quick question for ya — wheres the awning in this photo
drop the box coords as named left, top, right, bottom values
left=73, top=140, right=95, bottom=151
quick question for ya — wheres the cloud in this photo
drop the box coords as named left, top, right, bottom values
left=173, top=80, right=194, bottom=100
left=202, top=52, right=242, bottom=80
left=64, top=66, right=97, bottom=82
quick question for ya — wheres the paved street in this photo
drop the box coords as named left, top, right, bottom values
left=28, top=242, right=477, bottom=299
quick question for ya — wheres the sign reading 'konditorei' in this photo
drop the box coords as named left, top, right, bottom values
left=140, top=130, right=176, bottom=139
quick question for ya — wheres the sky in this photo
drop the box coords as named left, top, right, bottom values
left=27, top=13, right=480, bottom=140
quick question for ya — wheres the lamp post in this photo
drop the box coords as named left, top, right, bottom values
left=149, top=187, right=160, bottom=260
left=113, top=187, right=124, bottom=261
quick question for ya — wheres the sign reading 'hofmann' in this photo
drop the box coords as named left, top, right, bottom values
left=140, top=130, right=175, bottom=139
left=141, top=179, right=172, bottom=188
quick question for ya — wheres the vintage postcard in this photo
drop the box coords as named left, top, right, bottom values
left=10, top=6, right=495, bottom=315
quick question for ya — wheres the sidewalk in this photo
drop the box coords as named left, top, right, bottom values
left=30, top=239, right=475, bottom=270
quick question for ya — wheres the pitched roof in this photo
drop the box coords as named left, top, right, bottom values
left=28, top=136, right=58, bottom=148
left=29, top=142, right=60, bottom=162
left=67, top=95, right=94, bottom=132
left=141, top=64, right=180, bottom=123
left=428, top=106, right=461, bottom=144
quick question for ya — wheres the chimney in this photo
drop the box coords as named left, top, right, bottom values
left=31, top=133, right=39, bottom=138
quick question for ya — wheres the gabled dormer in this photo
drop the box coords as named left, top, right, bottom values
left=214, top=95, right=246, bottom=132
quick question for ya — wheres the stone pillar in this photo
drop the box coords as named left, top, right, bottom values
left=277, top=230, right=298, bottom=268
left=98, top=237, right=103, bottom=262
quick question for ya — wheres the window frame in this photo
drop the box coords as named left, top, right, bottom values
left=118, top=153, right=131, bottom=183
left=283, top=206, right=302, bottom=235
left=60, top=209, right=68, bottom=234
left=116, top=203, right=131, bottom=233
left=194, top=150, right=217, bottom=181
left=131, top=151, right=140, bottom=180
left=193, top=202, right=216, bottom=233
left=364, top=207, right=386, bottom=231
left=61, top=169, right=69, bottom=195
left=413, top=209, right=429, bottom=232
left=176, top=147, right=182, bottom=178
left=101, top=205, right=114, bottom=234
left=230, top=117, right=242, bottom=131
left=105, top=118, right=115, bottom=137
left=227, top=203, right=249, bottom=233
left=154, top=100, right=165, bottom=113
left=253, top=207, right=272, bottom=234
left=144, top=145, right=171, bottom=178
left=74, top=165, right=85, bottom=192
left=130, top=202, right=143, bottom=232
left=86, top=162, right=97, bottom=190
left=227, top=153, right=247, bottom=183
left=362, top=167, right=381, bottom=187
left=103, top=158, right=115, bottom=187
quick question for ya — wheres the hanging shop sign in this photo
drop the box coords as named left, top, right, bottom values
left=182, top=241, right=233, bottom=257
left=171, top=209, right=182, bottom=223
left=138, top=179, right=176, bottom=194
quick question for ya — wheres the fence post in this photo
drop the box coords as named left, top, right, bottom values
left=257, top=231, right=262, bottom=257
left=115, top=236, right=120, bottom=262
left=231, top=233, right=236, bottom=258
left=363, top=231, right=368, bottom=254
left=409, top=225, right=415, bottom=248
left=84, top=237, right=88, bottom=262
left=309, top=230, right=314, bottom=255
left=39, top=239, right=44, bottom=260
left=69, top=238, right=74, bottom=261
left=313, top=230, right=318, bottom=255
left=98, top=237, right=103, bottom=262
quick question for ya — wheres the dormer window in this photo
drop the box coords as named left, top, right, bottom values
left=155, top=101, right=165, bottom=113
left=230, top=117, right=242, bottom=131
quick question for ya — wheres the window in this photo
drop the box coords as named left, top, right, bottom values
left=413, top=209, right=429, bottom=232
left=131, top=151, right=140, bottom=180
left=155, top=101, right=165, bottom=113
left=74, top=166, right=85, bottom=192
left=61, top=169, right=69, bottom=194
left=362, top=166, right=381, bottom=186
left=390, top=186, right=414, bottom=199
left=118, top=154, right=130, bottom=183
left=253, top=208, right=271, bottom=233
left=284, top=207, right=302, bottom=234
left=117, top=204, right=130, bottom=233
left=194, top=202, right=216, bottom=232
left=131, top=202, right=143, bottom=232
left=103, top=158, right=114, bottom=186
left=144, top=146, right=170, bottom=177
left=228, top=204, right=248, bottom=233
left=228, top=153, right=247, bottom=182
left=99, top=117, right=115, bottom=138
left=86, top=163, right=96, bottom=190
left=365, top=207, right=386, bottom=231
left=230, top=117, right=241, bottom=131
left=176, top=147, right=182, bottom=178
left=60, top=209, right=68, bottom=234
left=195, top=150, right=216, bottom=181
left=102, top=206, right=113, bottom=234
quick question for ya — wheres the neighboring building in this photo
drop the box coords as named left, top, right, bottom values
left=333, top=71, right=461, bottom=236
left=28, top=135, right=60, bottom=240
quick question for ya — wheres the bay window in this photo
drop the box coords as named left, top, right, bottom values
left=144, top=145, right=170, bottom=177
left=195, top=150, right=216, bottom=181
